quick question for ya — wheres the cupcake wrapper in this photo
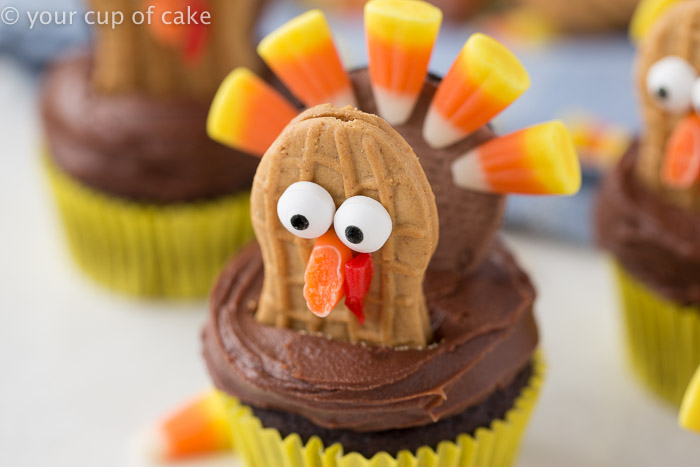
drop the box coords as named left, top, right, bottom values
left=44, top=156, right=254, bottom=299
left=614, top=262, right=700, bottom=405
left=221, top=353, right=545, bottom=467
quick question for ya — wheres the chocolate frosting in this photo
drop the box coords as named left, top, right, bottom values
left=251, top=363, right=533, bottom=457
left=203, top=242, right=537, bottom=431
left=597, top=144, right=700, bottom=305
left=41, top=55, right=259, bottom=203
left=350, top=69, right=505, bottom=273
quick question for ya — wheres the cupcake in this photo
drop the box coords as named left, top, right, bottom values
left=143, top=0, right=580, bottom=463
left=597, top=1, right=700, bottom=405
left=518, top=0, right=641, bottom=33
left=41, top=0, right=264, bottom=298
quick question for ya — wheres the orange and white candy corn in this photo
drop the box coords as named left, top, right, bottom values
left=208, top=67, right=298, bottom=157
left=365, top=0, right=442, bottom=125
left=137, top=391, right=232, bottom=462
left=423, top=33, right=530, bottom=149
left=258, top=10, right=356, bottom=108
left=451, top=121, right=581, bottom=195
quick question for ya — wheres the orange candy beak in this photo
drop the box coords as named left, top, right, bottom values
left=303, top=230, right=354, bottom=317
left=662, top=114, right=700, bottom=189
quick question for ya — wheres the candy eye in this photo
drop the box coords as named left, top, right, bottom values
left=647, top=56, right=697, bottom=114
left=277, top=182, right=336, bottom=239
left=333, top=196, right=392, bottom=253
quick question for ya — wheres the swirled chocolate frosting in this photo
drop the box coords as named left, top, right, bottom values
left=203, top=242, right=537, bottom=431
left=41, top=54, right=259, bottom=203
left=597, top=145, right=700, bottom=305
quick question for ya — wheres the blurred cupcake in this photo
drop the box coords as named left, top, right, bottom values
left=597, top=1, right=700, bottom=405
left=518, top=0, right=641, bottom=32
left=300, top=0, right=488, bottom=20
left=142, top=1, right=581, bottom=463
left=41, top=0, right=265, bottom=298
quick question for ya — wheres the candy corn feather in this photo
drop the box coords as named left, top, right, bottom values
left=365, top=0, right=442, bottom=125
left=207, top=68, right=298, bottom=157
left=423, top=33, right=530, bottom=149
left=258, top=10, right=356, bottom=108
left=451, top=121, right=581, bottom=195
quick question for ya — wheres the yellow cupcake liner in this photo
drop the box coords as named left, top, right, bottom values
left=220, top=352, right=544, bottom=467
left=614, top=262, right=700, bottom=406
left=44, top=156, right=254, bottom=299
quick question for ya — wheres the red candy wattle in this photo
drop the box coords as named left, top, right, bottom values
left=344, top=253, right=375, bottom=324
left=182, top=0, right=210, bottom=63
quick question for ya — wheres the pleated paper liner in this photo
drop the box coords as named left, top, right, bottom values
left=222, top=353, right=545, bottom=467
left=614, top=262, right=700, bottom=406
left=44, top=156, right=254, bottom=299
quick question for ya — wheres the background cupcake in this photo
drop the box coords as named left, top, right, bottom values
left=41, top=0, right=264, bottom=298
left=144, top=1, right=580, bottom=463
left=597, top=0, right=700, bottom=405
left=516, top=0, right=641, bottom=33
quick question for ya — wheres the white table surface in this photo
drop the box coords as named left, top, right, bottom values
left=1, top=57, right=699, bottom=467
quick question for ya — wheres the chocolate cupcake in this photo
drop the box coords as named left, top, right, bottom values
left=597, top=1, right=700, bottom=405
left=142, top=1, right=580, bottom=463
left=41, top=0, right=265, bottom=298
left=518, top=0, right=641, bottom=33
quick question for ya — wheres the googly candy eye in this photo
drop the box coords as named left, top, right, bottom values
left=647, top=56, right=697, bottom=114
left=277, top=182, right=336, bottom=239
left=333, top=196, right=392, bottom=253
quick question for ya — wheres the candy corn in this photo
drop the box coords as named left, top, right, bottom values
left=662, top=114, right=700, bottom=189
left=451, top=121, right=581, bottom=195
left=680, top=365, right=700, bottom=433
left=207, top=67, right=298, bottom=157
left=258, top=10, right=356, bottom=108
left=423, top=33, right=530, bottom=149
left=365, top=0, right=442, bottom=125
left=137, top=391, right=231, bottom=462
left=304, top=230, right=353, bottom=318
left=345, top=253, right=375, bottom=324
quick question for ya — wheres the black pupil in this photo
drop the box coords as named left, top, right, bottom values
left=657, top=87, right=668, bottom=100
left=290, top=215, right=309, bottom=231
left=345, top=226, right=364, bottom=245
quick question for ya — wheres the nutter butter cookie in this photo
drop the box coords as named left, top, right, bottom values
left=141, top=0, right=581, bottom=463
left=597, top=0, right=700, bottom=406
